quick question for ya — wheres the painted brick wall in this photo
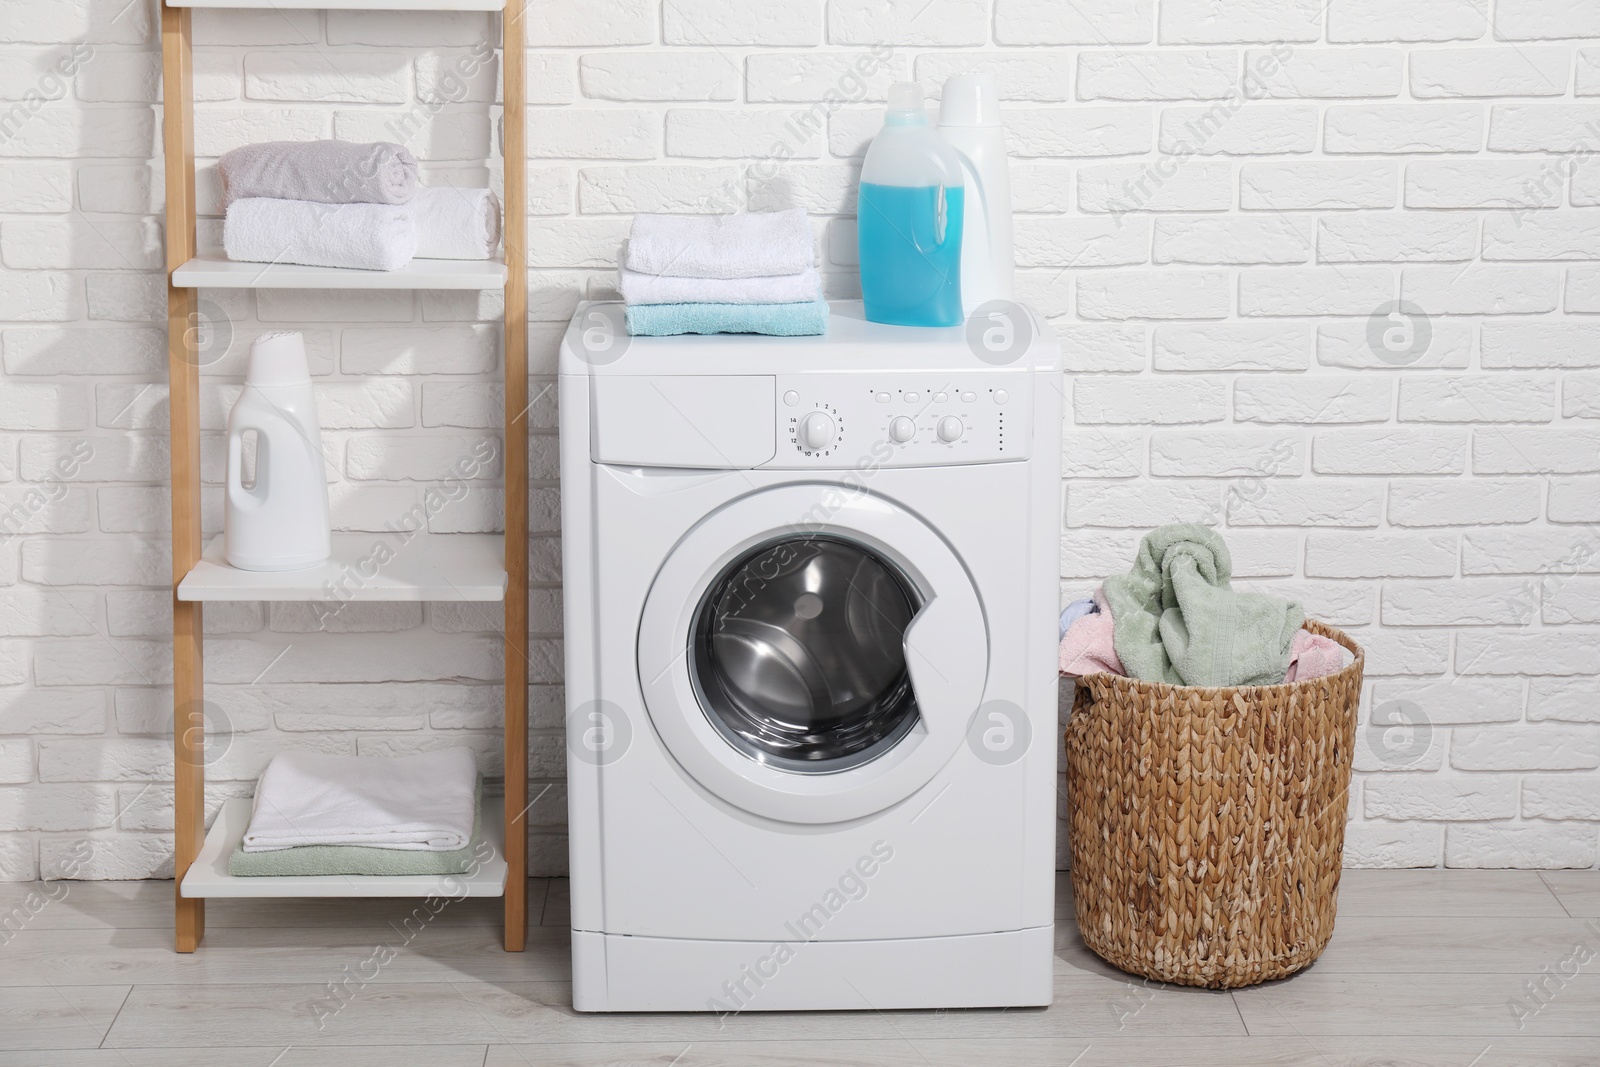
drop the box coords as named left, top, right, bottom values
left=1, top=0, right=1598, bottom=879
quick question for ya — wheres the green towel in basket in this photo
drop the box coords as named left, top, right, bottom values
left=1103, top=523, right=1303, bottom=688
left=228, top=778, right=486, bottom=878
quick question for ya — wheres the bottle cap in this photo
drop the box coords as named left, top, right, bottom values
left=938, top=73, right=1001, bottom=128
left=887, top=82, right=924, bottom=113
left=245, top=330, right=311, bottom=387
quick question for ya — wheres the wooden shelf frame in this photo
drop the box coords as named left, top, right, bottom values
left=160, top=0, right=528, bottom=952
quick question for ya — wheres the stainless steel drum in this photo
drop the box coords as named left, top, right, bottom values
left=690, top=535, right=921, bottom=773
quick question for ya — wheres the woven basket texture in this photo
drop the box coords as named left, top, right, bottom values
left=1065, top=620, right=1364, bottom=989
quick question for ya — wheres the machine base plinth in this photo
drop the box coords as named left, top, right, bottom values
left=570, top=926, right=1054, bottom=1012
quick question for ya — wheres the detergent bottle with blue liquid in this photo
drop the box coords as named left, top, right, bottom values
left=858, top=82, right=965, bottom=327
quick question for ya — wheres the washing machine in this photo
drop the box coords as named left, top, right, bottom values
left=558, top=300, right=1062, bottom=1012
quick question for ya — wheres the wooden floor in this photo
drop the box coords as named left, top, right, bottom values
left=0, top=871, right=1597, bottom=1066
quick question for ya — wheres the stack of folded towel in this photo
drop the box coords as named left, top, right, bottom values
left=229, top=747, right=483, bottom=878
left=1059, top=524, right=1350, bottom=686
left=219, top=140, right=502, bottom=272
left=620, top=208, right=829, bottom=336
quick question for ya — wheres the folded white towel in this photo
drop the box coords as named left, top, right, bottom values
left=624, top=208, right=813, bottom=279
left=224, top=197, right=417, bottom=271
left=219, top=139, right=419, bottom=207
left=242, top=748, right=477, bottom=853
left=620, top=263, right=822, bottom=305
left=413, top=186, right=501, bottom=260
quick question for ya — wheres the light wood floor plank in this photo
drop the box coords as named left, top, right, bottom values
left=103, top=982, right=516, bottom=1047
left=7, top=871, right=1600, bottom=1064
left=1232, top=972, right=1600, bottom=1037
left=1541, top=871, right=1600, bottom=918
left=0, top=925, right=568, bottom=987
left=477, top=1037, right=1600, bottom=1067
left=1053, top=907, right=1600, bottom=978
left=1290, top=914, right=1600, bottom=974
left=0, top=1046, right=488, bottom=1067
left=450, top=974, right=1247, bottom=1042
left=0, top=880, right=543, bottom=932
left=0, top=986, right=129, bottom=1052
left=0, top=882, right=168, bottom=932
left=1335, top=870, right=1568, bottom=917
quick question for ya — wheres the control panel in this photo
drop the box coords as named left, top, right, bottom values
left=769, top=372, right=1029, bottom=468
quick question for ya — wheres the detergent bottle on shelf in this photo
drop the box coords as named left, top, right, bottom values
left=938, top=73, right=1015, bottom=315
left=858, top=82, right=965, bottom=327
left=224, top=330, right=331, bottom=571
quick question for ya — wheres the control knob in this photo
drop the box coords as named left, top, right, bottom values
left=936, top=415, right=964, bottom=443
left=888, top=416, right=916, bottom=444
left=798, top=411, right=836, bottom=451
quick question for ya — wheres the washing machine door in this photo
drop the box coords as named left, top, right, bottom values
left=637, top=485, right=988, bottom=824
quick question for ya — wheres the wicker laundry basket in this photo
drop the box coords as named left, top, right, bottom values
left=1064, top=620, right=1364, bottom=989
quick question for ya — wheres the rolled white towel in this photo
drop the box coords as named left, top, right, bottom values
left=224, top=197, right=416, bottom=272
left=619, top=262, right=822, bottom=305
left=624, top=208, right=813, bottom=279
left=219, top=139, right=419, bottom=207
left=242, top=748, right=478, bottom=853
left=413, top=186, right=502, bottom=260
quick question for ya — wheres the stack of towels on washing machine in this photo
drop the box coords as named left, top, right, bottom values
left=219, top=140, right=502, bottom=271
left=230, top=748, right=485, bottom=877
left=619, top=208, right=829, bottom=336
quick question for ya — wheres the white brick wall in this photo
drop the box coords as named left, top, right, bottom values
left=0, top=0, right=1597, bottom=880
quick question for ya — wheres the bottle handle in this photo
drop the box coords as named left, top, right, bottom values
left=953, top=149, right=987, bottom=244
left=909, top=183, right=954, bottom=256
left=226, top=420, right=267, bottom=512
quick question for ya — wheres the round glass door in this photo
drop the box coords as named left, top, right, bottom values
left=690, top=535, right=921, bottom=774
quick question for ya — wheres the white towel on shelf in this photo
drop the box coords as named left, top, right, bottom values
left=619, top=263, right=822, bottom=305
left=218, top=139, right=419, bottom=207
left=412, top=185, right=501, bottom=260
left=242, top=748, right=478, bottom=853
left=224, top=197, right=417, bottom=272
left=624, top=208, right=813, bottom=279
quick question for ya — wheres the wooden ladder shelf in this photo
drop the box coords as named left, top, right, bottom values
left=160, top=0, right=529, bottom=952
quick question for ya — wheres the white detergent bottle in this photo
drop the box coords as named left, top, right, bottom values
left=224, top=331, right=331, bottom=571
left=938, top=73, right=1016, bottom=316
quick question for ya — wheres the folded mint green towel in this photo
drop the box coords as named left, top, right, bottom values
left=1103, top=524, right=1303, bottom=688
left=228, top=778, right=485, bottom=878
left=624, top=298, right=829, bottom=337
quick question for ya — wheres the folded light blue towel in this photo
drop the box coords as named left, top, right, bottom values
left=625, top=299, right=829, bottom=337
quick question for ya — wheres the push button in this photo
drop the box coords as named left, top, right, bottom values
left=994, top=389, right=1009, bottom=405
left=783, top=390, right=800, bottom=406
left=934, top=391, right=948, bottom=403
left=875, top=392, right=891, bottom=404
left=904, top=391, right=920, bottom=403
left=960, top=391, right=977, bottom=404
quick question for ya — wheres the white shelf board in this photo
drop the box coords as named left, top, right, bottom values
left=181, top=797, right=509, bottom=899
left=172, top=253, right=507, bottom=291
left=178, top=533, right=507, bottom=602
left=170, top=0, right=502, bottom=9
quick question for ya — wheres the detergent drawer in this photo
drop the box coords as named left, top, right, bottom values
left=589, top=375, right=777, bottom=469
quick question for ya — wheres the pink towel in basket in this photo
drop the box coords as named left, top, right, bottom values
left=1284, top=629, right=1347, bottom=682
left=1059, top=588, right=1124, bottom=677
